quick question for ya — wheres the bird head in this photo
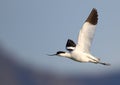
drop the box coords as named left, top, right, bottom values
left=47, top=51, right=66, bottom=57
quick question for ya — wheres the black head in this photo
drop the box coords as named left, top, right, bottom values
left=47, top=51, right=65, bottom=56
left=56, top=51, right=65, bottom=55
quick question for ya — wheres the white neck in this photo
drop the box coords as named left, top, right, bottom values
left=59, top=52, right=71, bottom=58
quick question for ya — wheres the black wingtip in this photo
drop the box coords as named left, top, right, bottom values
left=66, top=39, right=76, bottom=51
left=66, top=39, right=76, bottom=47
left=85, top=8, right=98, bottom=25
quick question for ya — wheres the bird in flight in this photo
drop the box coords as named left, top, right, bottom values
left=48, top=8, right=110, bottom=66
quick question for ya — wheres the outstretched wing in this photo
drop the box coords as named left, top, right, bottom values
left=76, top=8, right=98, bottom=53
left=66, top=39, right=76, bottom=52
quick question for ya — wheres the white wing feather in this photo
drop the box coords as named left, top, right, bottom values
left=76, top=22, right=96, bottom=53
left=75, top=8, right=98, bottom=53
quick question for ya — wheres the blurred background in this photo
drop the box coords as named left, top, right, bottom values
left=0, top=0, right=120, bottom=85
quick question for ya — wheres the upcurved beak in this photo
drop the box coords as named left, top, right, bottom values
left=47, top=54, right=57, bottom=56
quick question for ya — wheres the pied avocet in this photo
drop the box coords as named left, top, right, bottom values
left=48, top=8, right=110, bottom=66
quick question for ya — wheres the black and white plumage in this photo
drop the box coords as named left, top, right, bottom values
left=49, top=8, right=110, bottom=66
left=66, top=39, right=76, bottom=51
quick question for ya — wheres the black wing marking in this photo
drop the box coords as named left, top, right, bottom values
left=66, top=39, right=76, bottom=51
left=85, top=8, right=98, bottom=25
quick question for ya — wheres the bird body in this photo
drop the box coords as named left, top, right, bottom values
left=71, top=50, right=99, bottom=63
left=48, top=8, right=110, bottom=66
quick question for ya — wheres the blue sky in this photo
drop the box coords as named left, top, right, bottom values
left=1, top=0, right=120, bottom=75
